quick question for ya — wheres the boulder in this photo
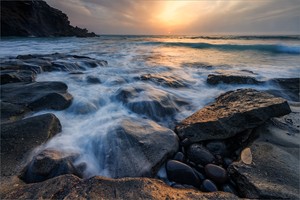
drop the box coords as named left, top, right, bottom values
left=20, top=149, right=82, bottom=183
left=115, top=85, right=189, bottom=122
left=1, top=81, right=73, bottom=111
left=140, top=73, right=187, bottom=88
left=207, top=70, right=262, bottom=85
left=266, top=78, right=300, bottom=101
left=1, top=1, right=96, bottom=37
left=228, top=141, right=299, bottom=199
left=0, top=70, right=36, bottom=84
left=92, top=118, right=179, bottom=178
left=175, top=89, right=291, bottom=143
left=0, top=101, right=30, bottom=123
left=1, top=175, right=239, bottom=199
left=1, top=113, right=61, bottom=177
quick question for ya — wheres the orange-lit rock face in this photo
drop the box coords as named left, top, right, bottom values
left=176, top=89, right=291, bottom=142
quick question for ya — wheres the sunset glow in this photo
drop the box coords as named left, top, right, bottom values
left=45, top=0, right=300, bottom=34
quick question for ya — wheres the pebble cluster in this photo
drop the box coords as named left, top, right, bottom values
left=164, top=138, right=243, bottom=196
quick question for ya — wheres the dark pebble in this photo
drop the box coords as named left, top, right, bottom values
left=201, top=179, right=218, bottom=192
left=222, top=183, right=238, bottom=195
left=180, top=138, right=190, bottom=146
left=193, top=169, right=206, bottom=181
left=166, top=160, right=201, bottom=188
left=187, top=144, right=215, bottom=166
left=171, top=183, right=185, bottom=189
left=86, top=75, right=101, bottom=84
left=206, top=140, right=227, bottom=156
left=173, top=152, right=185, bottom=162
left=204, top=164, right=228, bottom=184
left=223, top=157, right=233, bottom=168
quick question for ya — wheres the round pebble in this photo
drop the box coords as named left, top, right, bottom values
left=204, top=164, right=228, bottom=184
left=166, top=160, right=201, bottom=188
left=187, top=144, right=215, bottom=166
left=201, top=179, right=218, bottom=192
left=173, top=152, right=185, bottom=162
left=222, top=183, right=238, bottom=195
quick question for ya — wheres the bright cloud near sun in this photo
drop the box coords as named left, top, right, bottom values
left=46, top=0, right=300, bottom=35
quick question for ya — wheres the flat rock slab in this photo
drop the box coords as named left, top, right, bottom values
left=228, top=141, right=299, bottom=199
left=1, top=113, right=61, bottom=177
left=1, top=81, right=73, bottom=111
left=207, top=70, right=262, bottom=85
left=1, top=53, right=108, bottom=72
left=1, top=174, right=239, bottom=199
left=176, top=89, right=291, bottom=142
left=93, top=118, right=179, bottom=178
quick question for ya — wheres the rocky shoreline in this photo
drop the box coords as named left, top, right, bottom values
left=1, top=53, right=299, bottom=199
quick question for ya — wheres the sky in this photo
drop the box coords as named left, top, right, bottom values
left=46, top=0, right=300, bottom=35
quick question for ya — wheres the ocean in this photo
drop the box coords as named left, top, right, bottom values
left=1, top=35, right=300, bottom=178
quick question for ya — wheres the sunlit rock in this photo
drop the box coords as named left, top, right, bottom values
left=175, top=89, right=291, bottom=143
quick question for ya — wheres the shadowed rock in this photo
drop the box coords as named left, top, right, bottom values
left=1, top=113, right=61, bottom=177
left=1, top=174, right=239, bottom=199
left=266, top=78, right=300, bottom=101
left=115, top=85, right=189, bottom=123
left=228, top=141, right=299, bottom=199
left=1, top=81, right=73, bottom=111
left=175, top=89, right=291, bottom=143
left=0, top=70, right=36, bottom=84
left=0, top=102, right=30, bottom=123
left=1, top=53, right=108, bottom=73
left=92, top=118, right=179, bottom=178
left=20, top=149, right=82, bottom=183
left=207, top=70, right=262, bottom=85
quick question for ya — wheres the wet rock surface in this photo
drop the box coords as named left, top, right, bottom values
left=1, top=175, right=239, bottom=200
left=1, top=81, right=73, bottom=111
left=1, top=113, right=61, bottom=177
left=115, top=85, right=189, bottom=123
left=175, top=88, right=291, bottom=143
left=207, top=70, right=262, bottom=85
left=20, top=149, right=82, bottom=183
left=1, top=53, right=108, bottom=72
left=228, top=141, right=299, bottom=199
left=93, top=118, right=179, bottom=178
left=140, top=73, right=187, bottom=88
left=1, top=1, right=96, bottom=37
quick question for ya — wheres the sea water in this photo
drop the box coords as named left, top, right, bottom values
left=1, top=35, right=299, bottom=177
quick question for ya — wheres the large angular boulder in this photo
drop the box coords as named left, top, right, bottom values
left=228, top=141, right=299, bottom=199
left=93, top=118, right=179, bottom=178
left=1, top=174, right=239, bottom=200
left=175, top=89, right=291, bottom=142
left=1, top=81, right=73, bottom=111
left=1, top=113, right=61, bottom=177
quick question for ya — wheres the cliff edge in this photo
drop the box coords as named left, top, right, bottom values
left=1, top=0, right=96, bottom=37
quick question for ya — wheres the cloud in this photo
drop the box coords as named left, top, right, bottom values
left=46, top=0, right=300, bottom=35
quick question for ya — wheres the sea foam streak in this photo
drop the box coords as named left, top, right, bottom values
left=1, top=35, right=299, bottom=178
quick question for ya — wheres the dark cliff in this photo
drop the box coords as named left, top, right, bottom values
left=1, top=0, right=96, bottom=37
